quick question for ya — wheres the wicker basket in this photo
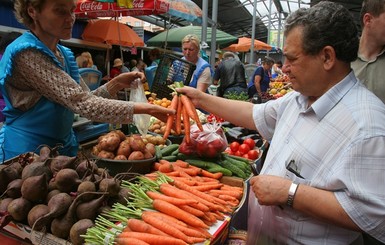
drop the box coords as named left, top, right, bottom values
left=151, top=54, right=196, bottom=100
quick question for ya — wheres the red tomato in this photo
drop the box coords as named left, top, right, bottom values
left=242, top=153, right=249, bottom=159
left=247, top=149, right=259, bottom=160
left=229, top=142, right=240, bottom=152
left=234, top=151, right=242, bottom=156
left=224, top=148, right=232, bottom=154
left=238, top=144, right=251, bottom=155
left=243, top=138, right=256, bottom=149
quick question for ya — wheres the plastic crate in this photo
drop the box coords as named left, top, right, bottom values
left=151, top=54, right=196, bottom=100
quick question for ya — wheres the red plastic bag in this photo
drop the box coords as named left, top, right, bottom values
left=179, top=122, right=228, bottom=158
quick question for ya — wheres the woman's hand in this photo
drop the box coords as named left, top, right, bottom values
left=134, top=102, right=175, bottom=123
left=107, top=72, right=146, bottom=95
left=175, top=86, right=203, bottom=108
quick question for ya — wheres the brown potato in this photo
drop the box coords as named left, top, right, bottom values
left=128, top=151, right=144, bottom=160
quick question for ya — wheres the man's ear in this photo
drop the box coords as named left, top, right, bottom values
left=321, top=46, right=335, bottom=71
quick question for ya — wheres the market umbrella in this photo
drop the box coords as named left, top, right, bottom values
left=223, top=37, right=272, bottom=52
left=82, top=19, right=144, bottom=47
left=162, top=0, right=202, bottom=24
left=75, top=0, right=169, bottom=18
left=146, top=25, right=238, bottom=48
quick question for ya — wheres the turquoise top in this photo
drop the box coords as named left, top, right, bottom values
left=0, top=32, right=80, bottom=161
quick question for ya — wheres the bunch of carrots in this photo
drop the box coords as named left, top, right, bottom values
left=163, top=83, right=203, bottom=143
left=83, top=159, right=244, bottom=245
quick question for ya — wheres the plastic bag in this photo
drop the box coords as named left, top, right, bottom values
left=129, top=79, right=151, bottom=136
left=179, top=121, right=227, bottom=158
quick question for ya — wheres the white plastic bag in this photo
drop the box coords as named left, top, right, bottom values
left=129, top=79, right=151, bottom=136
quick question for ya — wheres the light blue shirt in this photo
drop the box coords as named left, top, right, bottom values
left=249, top=71, right=385, bottom=244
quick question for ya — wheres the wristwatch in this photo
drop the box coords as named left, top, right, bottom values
left=287, top=182, right=299, bottom=207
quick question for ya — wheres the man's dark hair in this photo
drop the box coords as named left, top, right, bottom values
left=360, top=0, right=385, bottom=26
left=284, top=1, right=359, bottom=63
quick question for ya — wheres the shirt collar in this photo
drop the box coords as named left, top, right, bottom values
left=296, top=71, right=358, bottom=121
left=357, top=46, right=385, bottom=62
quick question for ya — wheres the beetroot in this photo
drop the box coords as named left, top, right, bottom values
left=76, top=193, right=106, bottom=220
left=49, top=155, right=78, bottom=175
left=21, top=159, right=52, bottom=180
left=7, top=197, right=32, bottom=222
left=27, top=204, right=49, bottom=230
left=21, top=174, right=48, bottom=203
left=70, top=219, right=94, bottom=245
left=53, top=168, right=82, bottom=193
left=1, top=178, right=23, bottom=199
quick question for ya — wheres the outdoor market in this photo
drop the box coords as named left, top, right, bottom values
left=0, top=0, right=384, bottom=245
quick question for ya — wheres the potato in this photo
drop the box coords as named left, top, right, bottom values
left=128, top=151, right=144, bottom=160
left=114, top=155, right=127, bottom=160
left=116, top=141, right=131, bottom=157
left=98, top=132, right=121, bottom=152
left=98, top=150, right=115, bottom=159
left=145, top=143, right=156, bottom=155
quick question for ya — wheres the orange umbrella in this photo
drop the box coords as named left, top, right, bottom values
left=82, top=19, right=144, bottom=47
left=224, top=37, right=272, bottom=52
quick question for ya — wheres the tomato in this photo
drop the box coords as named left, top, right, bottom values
left=247, top=149, right=259, bottom=160
left=224, top=148, right=232, bottom=154
left=242, top=153, right=249, bottom=159
left=234, top=150, right=242, bottom=156
left=229, top=142, right=240, bottom=152
left=243, top=138, right=256, bottom=149
left=238, top=144, right=251, bottom=155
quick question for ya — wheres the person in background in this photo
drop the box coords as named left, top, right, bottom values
left=76, top=55, right=88, bottom=68
left=213, top=52, right=247, bottom=98
left=351, top=0, right=385, bottom=104
left=0, top=31, right=22, bottom=123
left=129, top=58, right=137, bottom=71
left=81, top=51, right=97, bottom=70
left=120, top=61, right=130, bottom=73
left=271, top=60, right=283, bottom=78
left=176, top=2, right=385, bottom=244
left=148, top=48, right=161, bottom=67
left=181, top=34, right=213, bottom=92
left=0, top=0, right=174, bottom=161
left=132, top=59, right=146, bottom=73
left=247, top=57, right=274, bottom=101
left=110, top=58, right=123, bottom=78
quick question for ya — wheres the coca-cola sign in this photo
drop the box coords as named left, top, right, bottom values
left=78, top=1, right=104, bottom=12
left=132, top=0, right=144, bottom=8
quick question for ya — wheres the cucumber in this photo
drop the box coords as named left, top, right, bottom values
left=185, top=159, right=232, bottom=176
left=161, top=155, right=178, bottom=161
left=155, top=145, right=162, bottom=160
left=223, top=153, right=251, bottom=164
left=171, top=148, right=179, bottom=156
left=223, top=154, right=251, bottom=173
left=160, top=144, right=179, bottom=156
left=221, top=159, right=248, bottom=179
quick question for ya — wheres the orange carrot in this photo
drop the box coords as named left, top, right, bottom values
left=168, top=176, right=196, bottom=186
left=199, top=176, right=221, bottom=183
left=201, top=169, right=223, bottom=179
left=141, top=211, right=191, bottom=243
left=159, top=159, right=172, bottom=165
left=191, top=183, right=224, bottom=192
left=173, top=165, right=201, bottom=176
left=209, top=189, right=243, bottom=199
left=158, top=162, right=174, bottom=173
left=163, top=94, right=178, bottom=140
left=175, top=95, right=182, bottom=135
left=164, top=171, right=180, bottom=177
left=114, top=237, right=150, bottom=245
left=159, top=183, right=211, bottom=212
left=117, top=232, right=187, bottom=245
left=146, top=190, right=198, bottom=206
left=180, top=94, right=203, bottom=131
left=151, top=199, right=209, bottom=229
left=179, top=204, right=205, bottom=217
left=182, top=106, right=191, bottom=143
left=126, top=218, right=169, bottom=237
left=153, top=162, right=162, bottom=171
left=143, top=210, right=187, bottom=227
left=173, top=160, right=190, bottom=168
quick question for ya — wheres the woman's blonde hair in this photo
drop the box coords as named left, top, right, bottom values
left=81, top=51, right=94, bottom=68
left=76, top=55, right=88, bottom=68
left=181, top=34, right=200, bottom=50
left=14, top=0, right=46, bottom=28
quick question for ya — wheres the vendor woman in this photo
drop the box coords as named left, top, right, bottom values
left=0, top=0, right=174, bottom=161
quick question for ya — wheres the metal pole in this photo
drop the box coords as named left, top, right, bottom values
left=210, top=0, right=218, bottom=67
left=277, top=12, right=282, bottom=49
left=266, top=0, right=273, bottom=57
left=201, top=0, right=208, bottom=47
left=250, top=0, right=258, bottom=64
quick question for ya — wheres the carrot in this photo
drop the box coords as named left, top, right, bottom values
left=175, top=95, right=182, bottom=135
left=168, top=176, right=197, bottom=186
left=191, top=183, right=224, bottom=192
left=141, top=211, right=191, bottom=243
left=174, top=160, right=189, bottom=168
left=201, top=169, right=223, bottom=179
left=177, top=169, right=193, bottom=178
left=146, top=190, right=198, bottom=206
left=151, top=199, right=209, bottom=229
left=153, top=162, right=162, bottom=171
left=151, top=213, right=208, bottom=239
left=173, top=165, right=201, bottom=176
left=179, top=204, right=205, bottom=217
left=180, top=94, right=203, bottom=131
left=159, top=183, right=210, bottom=212
left=143, top=210, right=187, bottom=227
left=209, top=189, right=243, bottom=199
left=164, top=171, right=180, bottom=177
left=117, top=232, right=187, bottom=245
left=126, top=218, right=169, bottom=237
left=182, top=106, right=191, bottom=143
left=221, top=185, right=244, bottom=192
left=159, top=159, right=172, bottom=165
left=158, top=162, right=174, bottom=173
left=114, top=237, right=150, bottom=245
left=199, top=176, right=221, bottom=183
left=163, top=94, right=178, bottom=140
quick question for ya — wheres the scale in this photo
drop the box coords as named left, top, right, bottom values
left=72, top=116, right=109, bottom=143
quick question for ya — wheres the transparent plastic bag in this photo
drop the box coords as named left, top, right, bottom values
left=129, top=79, right=151, bottom=136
